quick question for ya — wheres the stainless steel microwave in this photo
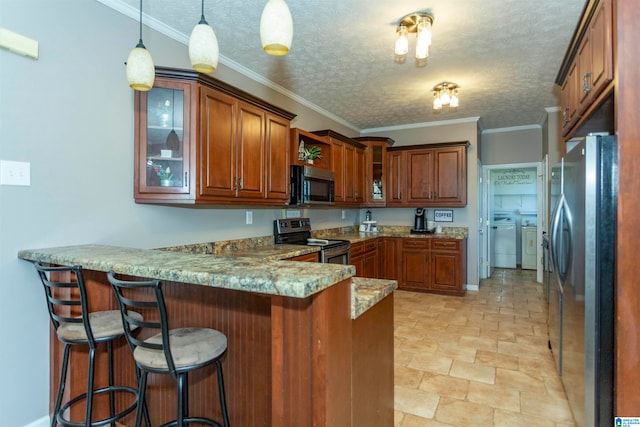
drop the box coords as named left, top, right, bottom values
left=290, top=165, right=335, bottom=205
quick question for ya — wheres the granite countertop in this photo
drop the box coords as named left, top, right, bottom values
left=351, top=277, right=397, bottom=319
left=18, top=244, right=353, bottom=299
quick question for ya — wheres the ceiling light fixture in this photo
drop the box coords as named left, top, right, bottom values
left=126, top=0, right=155, bottom=91
left=189, top=0, right=219, bottom=73
left=432, top=82, right=459, bottom=111
left=260, top=0, right=293, bottom=56
left=394, top=12, right=433, bottom=61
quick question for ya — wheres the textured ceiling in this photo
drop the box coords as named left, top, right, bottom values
left=100, top=0, right=586, bottom=132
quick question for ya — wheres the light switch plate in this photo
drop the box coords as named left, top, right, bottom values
left=246, top=211, right=253, bottom=225
left=0, top=160, right=31, bottom=186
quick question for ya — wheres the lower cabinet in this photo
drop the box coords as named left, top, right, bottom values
left=400, top=238, right=467, bottom=296
left=285, top=252, right=319, bottom=262
left=350, top=240, right=379, bottom=278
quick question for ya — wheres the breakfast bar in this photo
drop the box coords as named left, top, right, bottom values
left=18, top=245, right=395, bottom=427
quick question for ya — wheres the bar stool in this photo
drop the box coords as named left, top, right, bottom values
left=34, top=262, right=141, bottom=427
left=107, top=271, right=230, bottom=427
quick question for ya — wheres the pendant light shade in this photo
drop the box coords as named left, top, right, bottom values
left=260, top=0, right=293, bottom=56
left=189, top=0, right=219, bottom=73
left=126, top=0, right=154, bottom=91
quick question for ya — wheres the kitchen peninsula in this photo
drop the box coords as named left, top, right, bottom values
left=18, top=245, right=395, bottom=427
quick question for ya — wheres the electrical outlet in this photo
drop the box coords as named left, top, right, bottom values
left=246, top=211, right=253, bottom=225
left=0, top=160, right=30, bottom=186
left=341, top=210, right=346, bottom=220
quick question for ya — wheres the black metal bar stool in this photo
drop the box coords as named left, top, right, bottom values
left=107, top=271, right=230, bottom=427
left=34, top=262, right=143, bottom=427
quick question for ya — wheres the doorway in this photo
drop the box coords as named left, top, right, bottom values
left=481, top=161, right=547, bottom=282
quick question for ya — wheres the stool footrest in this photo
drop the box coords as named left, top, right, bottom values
left=159, top=418, right=224, bottom=427
left=57, top=385, right=138, bottom=427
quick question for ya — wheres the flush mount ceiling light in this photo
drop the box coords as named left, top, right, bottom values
left=126, top=0, right=155, bottom=91
left=260, top=0, right=293, bottom=56
left=432, top=82, right=459, bottom=111
left=189, top=0, right=219, bottom=73
left=394, top=12, right=434, bottom=62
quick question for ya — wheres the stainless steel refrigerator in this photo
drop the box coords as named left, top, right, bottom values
left=549, top=134, right=616, bottom=427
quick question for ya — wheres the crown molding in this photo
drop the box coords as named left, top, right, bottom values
left=361, top=116, right=480, bottom=134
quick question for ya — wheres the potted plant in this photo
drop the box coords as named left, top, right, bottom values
left=155, top=165, right=173, bottom=186
left=303, top=145, right=322, bottom=164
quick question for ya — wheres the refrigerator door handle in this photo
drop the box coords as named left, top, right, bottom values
left=550, top=195, right=573, bottom=294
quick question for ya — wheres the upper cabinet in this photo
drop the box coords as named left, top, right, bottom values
left=354, top=137, right=395, bottom=207
left=558, top=0, right=613, bottom=137
left=134, top=67, right=296, bottom=205
left=312, top=130, right=366, bottom=206
left=386, top=142, right=469, bottom=208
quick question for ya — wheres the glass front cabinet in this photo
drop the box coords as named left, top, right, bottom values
left=354, top=137, right=395, bottom=207
left=135, top=78, right=193, bottom=200
left=134, top=67, right=296, bottom=205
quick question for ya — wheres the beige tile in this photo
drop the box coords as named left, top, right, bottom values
left=418, top=372, right=469, bottom=400
left=493, top=409, right=556, bottom=427
left=395, top=365, right=425, bottom=388
left=520, top=391, right=575, bottom=424
left=435, top=342, right=477, bottom=363
left=467, top=381, right=521, bottom=412
left=401, top=414, right=456, bottom=427
left=408, top=353, right=453, bottom=376
left=496, top=368, right=546, bottom=394
left=459, top=335, right=498, bottom=352
left=393, top=269, right=575, bottom=427
left=518, top=354, right=558, bottom=379
left=394, top=385, right=440, bottom=419
left=449, top=360, right=496, bottom=384
left=433, top=397, right=494, bottom=426
left=475, top=349, right=519, bottom=370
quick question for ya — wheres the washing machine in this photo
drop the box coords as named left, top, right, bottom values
left=492, top=218, right=517, bottom=268
left=521, top=226, right=538, bottom=270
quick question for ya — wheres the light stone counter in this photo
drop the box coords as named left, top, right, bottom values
left=351, top=277, right=397, bottom=318
left=18, top=244, right=353, bottom=299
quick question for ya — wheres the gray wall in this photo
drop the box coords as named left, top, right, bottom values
left=0, top=1, right=358, bottom=425
left=481, top=126, right=543, bottom=165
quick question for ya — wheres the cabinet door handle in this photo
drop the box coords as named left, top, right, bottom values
left=184, top=172, right=188, bottom=187
left=583, top=71, right=592, bottom=94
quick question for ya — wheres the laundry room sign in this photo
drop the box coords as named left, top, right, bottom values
left=491, top=168, right=537, bottom=195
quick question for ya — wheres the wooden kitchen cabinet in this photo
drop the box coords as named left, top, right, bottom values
left=399, top=238, right=467, bottom=296
left=313, top=129, right=366, bottom=206
left=387, top=142, right=469, bottom=207
left=379, top=237, right=402, bottom=281
left=285, top=252, right=319, bottom=262
left=350, top=239, right=379, bottom=278
left=290, top=128, right=332, bottom=170
left=559, top=0, right=612, bottom=136
left=354, top=137, right=395, bottom=207
left=134, top=67, right=296, bottom=205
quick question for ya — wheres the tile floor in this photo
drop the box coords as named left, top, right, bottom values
left=393, top=268, right=576, bottom=427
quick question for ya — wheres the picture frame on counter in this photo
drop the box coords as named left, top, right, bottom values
left=434, top=209, right=454, bottom=222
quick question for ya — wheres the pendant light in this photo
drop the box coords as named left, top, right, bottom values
left=166, top=90, right=180, bottom=151
left=189, top=0, right=219, bottom=73
left=126, top=0, right=155, bottom=91
left=260, top=0, right=293, bottom=56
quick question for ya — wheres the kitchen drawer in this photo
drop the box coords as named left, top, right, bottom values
left=431, top=239, right=460, bottom=251
left=402, top=239, right=430, bottom=249
left=364, top=239, right=378, bottom=252
left=350, top=241, right=365, bottom=257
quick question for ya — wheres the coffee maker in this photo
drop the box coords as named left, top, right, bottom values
left=412, top=208, right=427, bottom=232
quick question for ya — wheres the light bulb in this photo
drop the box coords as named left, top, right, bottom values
left=394, top=25, right=408, bottom=56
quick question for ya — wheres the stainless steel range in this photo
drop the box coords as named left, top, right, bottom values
left=274, top=218, right=350, bottom=264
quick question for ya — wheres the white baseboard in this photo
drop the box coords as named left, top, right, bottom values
left=23, top=416, right=49, bottom=427
left=466, top=283, right=479, bottom=291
